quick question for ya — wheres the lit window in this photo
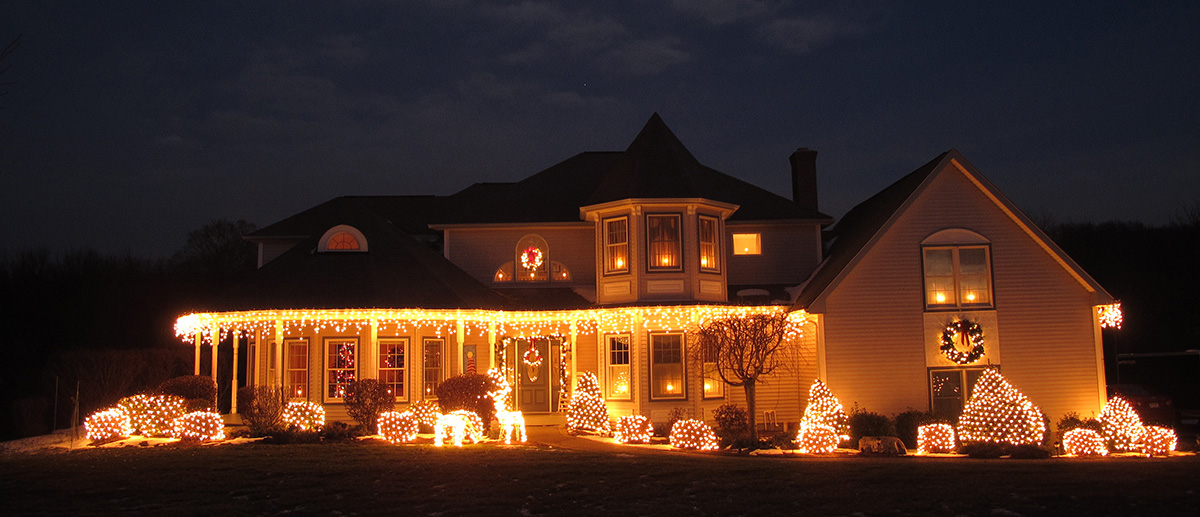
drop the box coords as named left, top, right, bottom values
left=551, top=261, right=572, bottom=282
left=923, top=246, right=993, bottom=309
left=493, top=262, right=514, bottom=283
left=606, top=335, right=631, bottom=400
left=318, top=225, right=368, bottom=252
left=702, top=340, right=724, bottom=399
left=285, top=339, right=308, bottom=400
left=605, top=217, right=629, bottom=273
left=698, top=215, right=719, bottom=272
left=733, top=233, right=761, bottom=255
left=650, top=333, right=685, bottom=400
left=379, top=339, right=407, bottom=400
left=423, top=338, right=443, bottom=397
left=327, top=232, right=360, bottom=250
left=647, top=214, right=681, bottom=271
left=325, top=338, right=357, bottom=400
left=930, top=368, right=988, bottom=417
left=515, top=235, right=549, bottom=282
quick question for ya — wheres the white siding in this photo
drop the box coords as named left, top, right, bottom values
left=445, top=227, right=595, bottom=286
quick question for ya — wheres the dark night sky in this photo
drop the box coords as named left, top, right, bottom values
left=2, top=1, right=1197, bottom=257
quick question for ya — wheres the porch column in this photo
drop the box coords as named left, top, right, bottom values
left=231, top=331, right=240, bottom=414
left=273, top=320, right=284, bottom=388
left=365, top=319, right=378, bottom=379
left=193, top=332, right=202, bottom=375
left=569, top=320, right=578, bottom=392
left=211, top=326, right=220, bottom=380
left=487, top=322, right=497, bottom=371
left=455, top=317, right=465, bottom=376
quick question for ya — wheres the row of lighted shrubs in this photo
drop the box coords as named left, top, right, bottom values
left=86, top=395, right=331, bottom=443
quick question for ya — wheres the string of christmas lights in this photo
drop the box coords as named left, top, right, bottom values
left=795, top=423, right=839, bottom=454
left=434, top=410, right=484, bottom=447
left=614, top=415, right=653, bottom=444
left=1141, top=426, right=1176, bottom=457
left=118, top=394, right=186, bottom=437
left=669, top=419, right=719, bottom=450
left=566, top=371, right=610, bottom=434
left=282, top=401, right=326, bottom=431
left=917, top=423, right=956, bottom=454
left=85, top=408, right=132, bottom=443
left=1097, top=302, right=1123, bottom=329
left=1098, top=396, right=1143, bottom=452
left=797, top=379, right=850, bottom=453
left=1062, top=428, right=1107, bottom=456
left=378, top=411, right=420, bottom=443
left=172, top=411, right=226, bottom=441
left=956, top=369, right=1045, bottom=446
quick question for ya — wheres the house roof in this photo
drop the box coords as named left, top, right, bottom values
left=792, top=150, right=1113, bottom=311
left=217, top=207, right=510, bottom=311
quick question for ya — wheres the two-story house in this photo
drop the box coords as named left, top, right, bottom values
left=176, top=114, right=1116, bottom=428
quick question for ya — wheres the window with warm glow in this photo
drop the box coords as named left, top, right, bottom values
left=604, top=217, right=629, bottom=274
left=923, top=245, right=993, bottom=309
left=929, top=368, right=988, bottom=417
left=733, top=233, right=761, bottom=255
left=702, top=341, right=724, bottom=399
left=515, top=235, right=549, bottom=282
left=650, top=333, right=685, bottom=399
left=423, top=338, right=444, bottom=397
left=698, top=215, right=719, bottom=272
left=379, top=338, right=407, bottom=400
left=286, top=339, right=308, bottom=400
left=606, top=335, right=631, bottom=400
left=327, top=232, right=360, bottom=250
left=318, top=225, right=368, bottom=252
left=551, top=261, right=572, bottom=282
left=647, top=214, right=681, bottom=271
left=493, top=262, right=514, bottom=283
left=325, top=338, right=357, bottom=401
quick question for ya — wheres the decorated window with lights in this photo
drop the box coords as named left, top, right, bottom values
left=285, top=339, right=308, bottom=400
left=317, top=225, right=369, bottom=252
left=698, top=215, right=720, bottom=272
left=929, top=367, right=988, bottom=417
left=378, top=338, right=407, bottom=401
left=324, top=338, right=357, bottom=401
left=922, top=233, right=992, bottom=310
left=650, top=333, right=685, bottom=400
left=423, top=338, right=444, bottom=398
left=647, top=214, right=682, bottom=271
left=515, top=234, right=549, bottom=282
left=604, top=217, right=629, bottom=274
left=605, top=335, right=631, bottom=400
left=702, top=340, right=724, bottom=399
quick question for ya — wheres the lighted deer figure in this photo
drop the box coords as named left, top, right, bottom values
left=488, top=368, right=526, bottom=444
left=434, top=410, right=483, bottom=447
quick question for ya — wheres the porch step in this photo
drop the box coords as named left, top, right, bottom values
left=524, top=413, right=566, bottom=427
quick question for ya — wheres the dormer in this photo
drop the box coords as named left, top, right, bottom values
left=582, top=198, right=737, bottom=305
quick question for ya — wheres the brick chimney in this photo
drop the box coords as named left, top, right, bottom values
left=790, top=148, right=818, bottom=212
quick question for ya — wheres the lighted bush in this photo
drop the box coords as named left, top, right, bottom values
left=86, top=407, right=132, bottom=443
left=894, top=410, right=937, bottom=450
left=238, top=386, right=284, bottom=435
left=157, top=375, right=217, bottom=410
left=711, top=404, right=749, bottom=444
left=172, top=411, right=225, bottom=442
left=800, top=380, right=850, bottom=443
left=119, top=394, right=187, bottom=436
left=282, top=401, right=326, bottom=431
left=796, top=423, right=839, bottom=454
left=1099, top=396, right=1143, bottom=452
left=566, top=371, right=611, bottom=434
left=614, top=415, right=653, bottom=444
left=917, top=423, right=956, bottom=454
left=669, top=419, right=718, bottom=450
left=653, top=407, right=690, bottom=437
left=435, top=374, right=497, bottom=429
left=1142, top=426, right=1177, bottom=457
left=344, top=379, right=396, bottom=431
left=378, top=411, right=420, bottom=443
left=957, top=369, right=1045, bottom=446
left=1063, top=428, right=1107, bottom=456
left=409, top=400, right=441, bottom=432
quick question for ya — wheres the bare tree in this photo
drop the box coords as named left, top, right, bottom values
left=1, top=34, right=21, bottom=110
left=691, top=311, right=798, bottom=442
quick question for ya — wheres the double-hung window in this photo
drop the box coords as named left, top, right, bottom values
left=605, top=335, right=631, bottom=400
left=647, top=214, right=682, bottom=271
left=423, top=338, right=444, bottom=397
left=698, top=215, right=719, bottom=272
left=325, top=338, right=357, bottom=401
left=604, top=217, right=629, bottom=274
left=650, top=333, right=685, bottom=399
left=923, top=245, right=993, bottom=309
left=379, top=338, right=407, bottom=400
left=285, top=339, right=308, bottom=400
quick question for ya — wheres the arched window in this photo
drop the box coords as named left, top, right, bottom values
left=318, top=225, right=369, bottom=252
left=921, top=229, right=991, bottom=309
left=515, top=235, right=549, bottom=282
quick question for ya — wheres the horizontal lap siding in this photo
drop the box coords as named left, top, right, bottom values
left=447, top=227, right=595, bottom=285
left=726, top=223, right=822, bottom=286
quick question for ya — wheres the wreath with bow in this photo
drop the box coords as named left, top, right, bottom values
left=940, top=319, right=985, bottom=364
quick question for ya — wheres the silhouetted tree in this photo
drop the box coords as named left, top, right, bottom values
left=172, top=219, right=257, bottom=282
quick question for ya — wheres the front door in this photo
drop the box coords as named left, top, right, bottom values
left=517, top=338, right=553, bottom=413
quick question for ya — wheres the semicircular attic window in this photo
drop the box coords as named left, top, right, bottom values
left=318, top=225, right=369, bottom=252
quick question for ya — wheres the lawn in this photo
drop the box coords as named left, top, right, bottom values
left=2, top=441, right=1198, bottom=515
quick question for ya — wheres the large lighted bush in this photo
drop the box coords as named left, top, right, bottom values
left=669, top=419, right=718, bottom=450
left=282, top=401, right=326, bottom=431
left=1142, top=426, right=1177, bottom=457
left=172, top=411, right=225, bottom=442
left=1098, top=396, right=1143, bottom=452
left=614, top=415, right=652, bottom=444
left=956, top=369, right=1045, bottom=446
left=344, top=379, right=395, bottom=431
left=566, top=371, right=610, bottom=434
left=86, top=407, right=132, bottom=443
left=377, top=411, right=419, bottom=443
left=1062, top=428, right=1107, bottom=456
left=796, top=423, right=839, bottom=454
left=917, top=423, right=956, bottom=454
left=435, top=374, right=497, bottom=428
left=119, top=394, right=187, bottom=436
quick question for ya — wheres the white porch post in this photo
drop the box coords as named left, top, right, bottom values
left=365, top=319, right=378, bottom=379
left=193, top=332, right=202, bottom=375
left=569, top=320, right=578, bottom=392
left=273, top=320, right=284, bottom=388
left=231, top=331, right=240, bottom=414
left=455, top=317, right=465, bottom=376
left=211, top=326, right=220, bottom=380
left=487, top=322, right=497, bottom=371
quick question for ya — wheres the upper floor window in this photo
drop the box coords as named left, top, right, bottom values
left=647, top=214, right=682, bottom=271
left=922, top=229, right=993, bottom=310
left=732, top=233, right=761, bottom=255
left=318, top=225, right=369, bottom=252
left=515, top=234, right=549, bottom=282
left=698, top=215, right=720, bottom=272
left=604, top=217, right=629, bottom=274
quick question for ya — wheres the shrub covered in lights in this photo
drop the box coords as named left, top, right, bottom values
left=567, top=371, right=611, bottom=434
left=436, top=374, right=498, bottom=430
left=172, top=411, right=226, bottom=442
left=344, top=379, right=396, bottom=432
left=669, top=419, right=719, bottom=450
left=795, top=423, right=839, bottom=454
left=119, top=394, right=187, bottom=436
left=409, top=400, right=442, bottom=432
left=378, top=411, right=420, bottom=443
left=956, top=369, right=1045, bottom=446
left=1098, top=396, right=1143, bottom=452
left=1062, top=428, right=1107, bottom=456
left=1141, top=426, right=1176, bottom=457
left=86, top=407, right=132, bottom=443
left=917, top=423, right=956, bottom=454
left=614, top=415, right=653, bottom=444
left=282, top=401, right=326, bottom=431
left=799, top=380, right=850, bottom=447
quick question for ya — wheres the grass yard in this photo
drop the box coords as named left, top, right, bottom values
left=2, top=441, right=1198, bottom=515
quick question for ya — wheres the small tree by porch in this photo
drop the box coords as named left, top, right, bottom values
left=690, top=311, right=800, bottom=442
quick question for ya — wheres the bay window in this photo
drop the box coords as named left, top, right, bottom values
left=647, top=214, right=681, bottom=271
left=604, top=217, right=629, bottom=274
left=650, top=333, right=685, bottom=399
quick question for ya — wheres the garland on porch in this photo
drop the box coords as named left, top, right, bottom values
left=940, top=319, right=985, bottom=364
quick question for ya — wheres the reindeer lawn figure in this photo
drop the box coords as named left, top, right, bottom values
left=434, top=410, right=483, bottom=447
left=489, top=368, right=527, bottom=444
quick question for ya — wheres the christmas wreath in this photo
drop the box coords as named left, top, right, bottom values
left=520, top=246, right=543, bottom=271
left=940, top=319, right=985, bottom=364
left=523, top=347, right=543, bottom=368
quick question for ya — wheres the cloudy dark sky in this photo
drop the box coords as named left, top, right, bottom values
left=2, top=1, right=1197, bottom=257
